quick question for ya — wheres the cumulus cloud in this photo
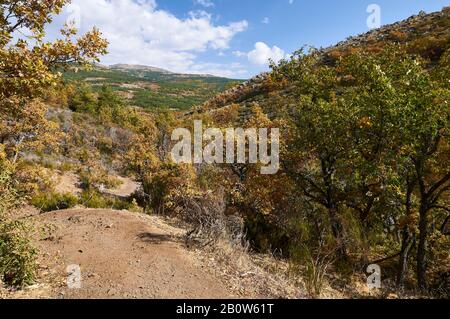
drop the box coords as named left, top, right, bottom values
left=247, top=42, right=287, bottom=65
left=261, top=17, right=270, bottom=24
left=46, top=0, right=247, bottom=76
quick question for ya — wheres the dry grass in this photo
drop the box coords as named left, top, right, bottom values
left=195, top=237, right=306, bottom=299
left=166, top=193, right=306, bottom=299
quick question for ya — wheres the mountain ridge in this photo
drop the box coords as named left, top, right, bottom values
left=109, top=64, right=174, bottom=74
left=105, top=63, right=229, bottom=79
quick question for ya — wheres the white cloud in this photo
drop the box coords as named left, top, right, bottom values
left=189, top=62, right=247, bottom=78
left=261, top=17, right=270, bottom=24
left=289, top=0, right=294, bottom=4
left=233, top=42, right=287, bottom=66
left=194, top=0, right=215, bottom=8
left=46, top=0, right=247, bottom=77
left=232, top=50, right=247, bottom=57
left=247, top=42, right=287, bottom=65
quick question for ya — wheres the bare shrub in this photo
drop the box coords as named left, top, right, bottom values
left=168, top=192, right=303, bottom=298
left=170, top=192, right=245, bottom=249
left=302, top=245, right=335, bottom=298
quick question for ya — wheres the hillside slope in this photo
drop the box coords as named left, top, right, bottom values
left=63, top=65, right=241, bottom=111
left=197, top=8, right=449, bottom=115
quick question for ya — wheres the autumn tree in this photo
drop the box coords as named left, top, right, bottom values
left=271, top=45, right=449, bottom=290
left=399, top=52, right=450, bottom=290
left=349, top=48, right=450, bottom=289
left=272, top=49, right=356, bottom=259
left=0, top=0, right=107, bottom=287
left=0, top=0, right=108, bottom=161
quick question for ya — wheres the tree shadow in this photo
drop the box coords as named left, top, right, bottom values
left=137, top=232, right=181, bottom=245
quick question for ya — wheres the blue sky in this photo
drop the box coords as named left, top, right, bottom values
left=48, top=0, right=449, bottom=79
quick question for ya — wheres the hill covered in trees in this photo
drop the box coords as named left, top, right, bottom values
left=62, top=64, right=241, bottom=111
left=181, top=7, right=450, bottom=296
left=199, top=8, right=450, bottom=113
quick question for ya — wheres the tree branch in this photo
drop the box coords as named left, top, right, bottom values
left=368, top=251, right=401, bottom=265
left=428, top=171, right=450, bottom=198
left=440, top=214, right=450, bottom=234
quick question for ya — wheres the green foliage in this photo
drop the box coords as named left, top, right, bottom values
left=0, top=149, right=37, bottom=288
left=0, top=219, right=37, bottom=287
left=270, top=45, right=449, bottom=289
left=67, top=83, right=142, bottom=128
left=97, top=85, right=124, bottom=109
left=79, top=189, right=109, bottom=208
left=63, top=66, right=241, bottom=110
left=31, top=192, right=78, bottom=212
left=79, top=189, right=137, bottom=211
left=69, top=85, right=97, bottom=113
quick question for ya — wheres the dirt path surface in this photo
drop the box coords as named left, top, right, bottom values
left=53, top=172, right=140, bottom=198
left=52, top=171, right=81, bottom=195
left=104, top=176, right=140, bottom=197
left=19, top=209, right=237, bottom=299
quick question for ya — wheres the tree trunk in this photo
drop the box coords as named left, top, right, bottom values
left=397, top=228, right=413, bottom=286
left=328, top=206, right=347, bottom=260
left=417, top=203, right=429, bottom=290
left=397, top=178, right=415, bottom=286
left=320, top=156, right=347, bottom=259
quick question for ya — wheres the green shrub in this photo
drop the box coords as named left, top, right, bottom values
left=79, top=189, right=136, bottom=211
left=0, top=155, right=37, bottom=287
left=78, top=170, right=123, bottom=190
left=79, top=189, right=108, bottom=208
left=69, top=85, right=97, bottom=113
left=32, top=192, right=78, bottom=212
left=0, top=219, right=37, bottom=287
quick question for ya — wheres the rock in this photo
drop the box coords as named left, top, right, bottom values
left=69, top=216, right=82, bottom=223
left=387, top=293, right=399, bottom=299
left=107, top=288, right=117, bottom=296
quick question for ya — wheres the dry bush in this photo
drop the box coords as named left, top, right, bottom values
left=169, top=192, right=303, bottom=298
left=170, top=192, right=245, bottom=249
left=295, top=244, right=335, bottom=298
left=389, top=30, right=409, bottom=42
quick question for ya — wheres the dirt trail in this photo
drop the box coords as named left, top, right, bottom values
left=22, top=209, right=237, bottom=299
left=53, top=172, right=140, bottom=198
left=104, top=176, right=140, bottom=197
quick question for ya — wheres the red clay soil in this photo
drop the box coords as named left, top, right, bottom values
left=22, top=209, right=237, bottom=299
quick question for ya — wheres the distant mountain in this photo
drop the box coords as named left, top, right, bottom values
left=109, top=64, right=219, bottom=78
left=63, top=63, right=243, bottom=111
left=109, top=64, right=174, bottom=74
